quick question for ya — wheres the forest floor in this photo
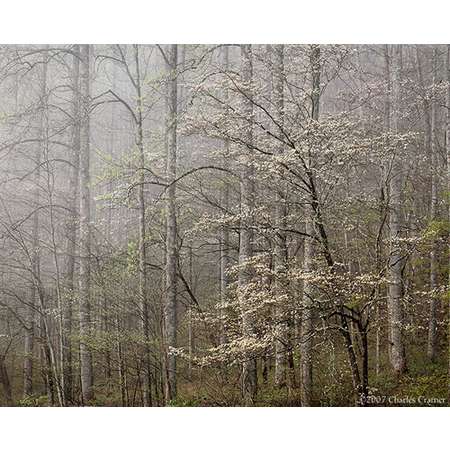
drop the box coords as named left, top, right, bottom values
left=4, top=344, right=447, bottom=407
left=170, top=345, right=448, bottom=407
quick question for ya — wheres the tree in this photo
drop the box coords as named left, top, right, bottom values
left=78, top=44, right=94, bottom=404
left=271, top=44, right=289, bottom=389
left=237, top=44, right=258, bottom=405
left=61, top=43, right=81, bottom=404
left=300, top=44, right=321, bottom=406
left=132, top=43, right=152, bottom=407
left=164, top=44, right=179, bottom=403
left=427, top=47, right=439, bottom=361
left=387, top=44, right=407, bottom=376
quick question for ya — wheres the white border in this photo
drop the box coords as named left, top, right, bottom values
left=0, top=407, right=448, bottom=449
left=1, top=0, right=449, bottom=43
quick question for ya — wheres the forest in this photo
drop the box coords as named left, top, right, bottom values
left=0, top=44, right=448, bottom=407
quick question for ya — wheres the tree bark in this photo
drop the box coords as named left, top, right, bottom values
left=164, top=44, right=178, bottom=403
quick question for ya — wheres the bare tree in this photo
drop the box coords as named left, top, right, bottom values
left=61, top=44, right=81, bottom=405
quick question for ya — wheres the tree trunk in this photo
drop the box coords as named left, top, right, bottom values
left=220, top=45, right=231, bottom=347
left=164, top=44, right=178, bottom=403
left=115, top=314, right=128, bottom=406
left=61, top=44, right=81, bottom=404
left=340, top=314, right=362, bottom=404
left=387, top=44, right=407, bottom=376
left=78, top=44, right=94, bottom=404
left=271, top=44, right=289, bottom=389
left=187, top=246, right=194, bottom=379
left=373, top=44, right=392, bottom=378
left=23, top=284, right=35, bottom=398
left=23, top=241, right=37, bottom=397
left=300, top=44, right=321, bottom=406
left=239, top=44, right=257, bottom=405
left=300, top=213, right=314, bottom=406
left=23, top=46, right=49, bottom=399
left=39, top=46, right=68, bottom=406
left=0, top=356, right=13, bottom=406
left=132, top=44, right=152, bottom=407
left=427, top=47, right=439, bottom=361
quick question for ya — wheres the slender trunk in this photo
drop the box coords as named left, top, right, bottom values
left=427, top=47, right=439, bottom=361
left=132, top=44, right=152, bottom=407
left=355, top=319, right=369, bottom=404
left=375, top=302, right=381, bottom=377
left=23, top=258, right=37, bottom=397
left=383, top=45, right=393, bottom=364
left=164, top=44, right=178, bottom=403
left=0, top=356, right=13, bottom=406
left=115, top=314, right=128, bottom=406
left=40, top=49, right=65, bottom=405
left=300, top=213, right=314, bottom=406
left=340, top=313, right=362, bottom=404
left=387, top=44, right=407, bottom=375
left=103, top=62, right=117, bottom=383
left=238, top=44, right=257, bottom=405
left=38, top=47, right=67, bottom=406
left=373, top=45, right=392, bottom=377
left=361, top=329, right=369, bottom=399
left=374, top=203, right=384, bottom=379
left=37, top=284, right=63, bottom=405
left=187, top=246, right=194, bottom=379
left=24, top=46, right=49, bottom=399
left=220, top=46, right=231, bottom=346
left=271, top=44, right=289, bottom=389
left=219, top=192, right=230, bottom=346
left=23, top=287, right=35, bottom=398
left=62, top=45, right=81, bottom=404
left=79, top=44, right=94, bottom=404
